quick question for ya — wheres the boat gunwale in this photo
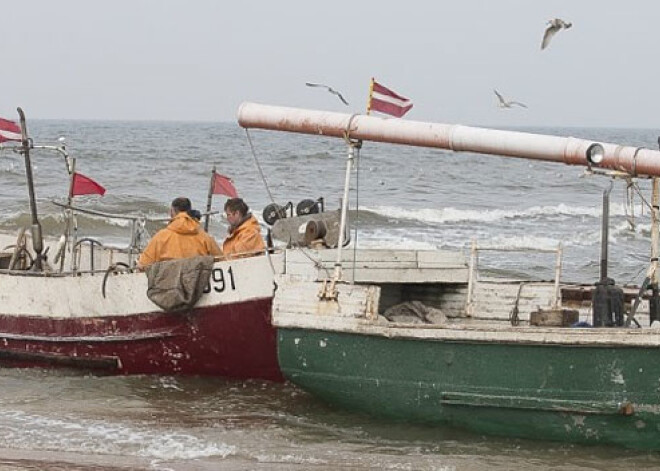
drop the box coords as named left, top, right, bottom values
left=274, top=313, right=660, bottom=347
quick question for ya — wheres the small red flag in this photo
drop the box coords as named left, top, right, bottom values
left=71, top=172, right=106, bottom=196
left=212, top=172, right=238, bottom=198
left=368, top=79, right=413, bottom=118
left=0, top=118, right=21, bottom=143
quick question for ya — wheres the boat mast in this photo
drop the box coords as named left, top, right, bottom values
left=17, top=107, right=44, bottom=271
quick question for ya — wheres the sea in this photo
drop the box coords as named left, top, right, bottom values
left=0, top=120, right=659, bottom=470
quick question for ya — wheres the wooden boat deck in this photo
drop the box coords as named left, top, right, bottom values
left=275, top=247, right=658, bottom=346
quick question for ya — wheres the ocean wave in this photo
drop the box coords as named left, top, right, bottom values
left=0, top=410, right=235, bottom=460
left=361, top=203, right=640, bottom=225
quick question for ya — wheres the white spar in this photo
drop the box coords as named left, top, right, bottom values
left=237, top=102, right=660, bottom=177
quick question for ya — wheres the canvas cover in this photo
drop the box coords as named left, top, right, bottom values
left=146, top=255, right=215, bottom=312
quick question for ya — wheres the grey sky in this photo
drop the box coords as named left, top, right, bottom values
left=3, top=1, right=659, bottom=128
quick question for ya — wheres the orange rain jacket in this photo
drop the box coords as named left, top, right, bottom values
left=138, top=212, right=222, bottom=267
left=222, top=215, right=265, bottom=259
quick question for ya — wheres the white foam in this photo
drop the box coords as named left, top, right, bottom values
left=356, top=233, right=440, bottom=251
left=363, top=202, right=640, bottom=225
left=0, top=410, right=235, bottom=460
left=482, top=234, right=570, bottom=251
left=255, top=453, right=328, bottom=465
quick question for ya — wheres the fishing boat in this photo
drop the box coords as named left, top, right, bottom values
left=237, top=102, right=660, bottom=450
left=0, top=108, right=283, bottom=380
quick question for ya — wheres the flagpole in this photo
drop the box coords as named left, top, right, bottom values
left=204, top=166, right=215, bottom=232
left=366, top=77, right=375, bottom=116
left=59, top=158, right=76, bottom=272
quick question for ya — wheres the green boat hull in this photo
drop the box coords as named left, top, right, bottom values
left=278, top=328, right=660, bottom=450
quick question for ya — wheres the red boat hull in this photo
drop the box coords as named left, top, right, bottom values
left=0, top=297, right=283, bottom=381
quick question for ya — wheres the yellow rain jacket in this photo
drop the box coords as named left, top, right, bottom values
left=138, top=212, right=222, bottom=267
left=223, top=215, right=265, bottom=259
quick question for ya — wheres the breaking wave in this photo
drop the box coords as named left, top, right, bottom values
left=361, top=202, right=640, bottom=225
left=0, top=410, right=235, bottom=461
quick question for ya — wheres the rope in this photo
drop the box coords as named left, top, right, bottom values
left=342, top=114, right=362, bottom=284
left=244, top=128, right=328, bottom=277
left=631, top=147, right=644, bottom=177
left=625, top=179, right=636, bottom=231
left=245, top=129, right=277, bottom=205
left=629, top=180, right=652, bottom=211
left=509, top=281, right=530, bottom=326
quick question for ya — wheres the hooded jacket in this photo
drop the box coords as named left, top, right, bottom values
left=222, top=214, right=265, bottom=259
left=138, top=212, right=222, bottom=267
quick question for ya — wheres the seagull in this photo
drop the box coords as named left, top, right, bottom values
left=541, top=18, right=572, bottom=50
left=305, top=82, right=349, bottom=106
left=493, top=89, right=528, bottom=109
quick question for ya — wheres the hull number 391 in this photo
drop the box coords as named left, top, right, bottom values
left=203, top=267, right=236, bottom=293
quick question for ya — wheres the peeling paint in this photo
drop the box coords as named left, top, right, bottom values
left=294, top=338, right=300, bottom=345
left=319, top=339, right=327, bottom=348
left=611, top=369, right=625, bottom=385
left=584, top=428, right=599, bottom=439
left=635, top=420, right=646, bottom=429
left=572, top=415, right=586, bottom=427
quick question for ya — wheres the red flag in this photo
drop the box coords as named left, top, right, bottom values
left=0, top=118, right=21, bottom=143
left=211, top=172, right=238, bottom=198
left=71, top=172, right=106, bottom=196
left=368, top=79, right=413, bottom=118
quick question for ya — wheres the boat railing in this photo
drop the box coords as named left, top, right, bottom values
left=52, top=201, right=164, bottom=273
left=51, top=201, right=219, bottom=273
left=465, top=240, right=563, bottom=318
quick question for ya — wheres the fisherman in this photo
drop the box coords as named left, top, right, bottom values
left=222, top=197, right=265, bottom=258
left=137, top=197, right=222, bottom=269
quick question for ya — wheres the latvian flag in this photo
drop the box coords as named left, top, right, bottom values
left=367, top=78, right=413, bottom=118
left=0, top=118, right=21, bottom=143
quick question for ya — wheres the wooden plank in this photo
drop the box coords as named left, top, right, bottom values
left=330, top=267, right=469, bottom=284
left=471, top=282, right=557, bottom=320
left=273, top=275, right=380, bottom=319
left=417, top=250, right=467, bottom=268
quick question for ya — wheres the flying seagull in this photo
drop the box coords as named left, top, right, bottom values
left=541, top=18, right=572, bottom=50
left=494, top=89, right=528, bottom=109
left=305, top=82, right=349, bottom=106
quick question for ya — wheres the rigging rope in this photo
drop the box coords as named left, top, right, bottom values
left=244, top=128, right=329, bottom=277
left=245, top=129, right=277, bottom=205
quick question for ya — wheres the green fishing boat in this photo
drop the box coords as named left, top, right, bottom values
left=239, top=102, right=660, bottom=450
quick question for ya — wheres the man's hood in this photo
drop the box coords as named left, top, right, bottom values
left=231, top=214, right=260, bottom=235
left=168, top=212, right=200, bottom=235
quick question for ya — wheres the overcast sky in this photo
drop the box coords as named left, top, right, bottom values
left=2, top=1, right=659, bottom=128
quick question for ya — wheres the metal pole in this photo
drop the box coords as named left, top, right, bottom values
left=553, top=243, right=563, bottom=308
left=465, top=239, right=477, bottom=317
left=600, top=181, right=613, bottom=281
left=17, top=108, right=44, bottom=271
left=204, top=166, right=215, bottom=232
left=319, top=142, right=355, bottom=299
left=59, top=157, right=76, bottom=272
left=237, top=102, right=660, bottom=178
left=334, top=143, right=355, bottom=270
left=650, top=178, right=659, bottom=285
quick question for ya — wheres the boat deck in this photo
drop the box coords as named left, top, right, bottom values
left=274, top=247, right=658, bottom=346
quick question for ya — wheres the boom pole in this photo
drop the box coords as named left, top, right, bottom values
left=237, top=102, right=660, bottom=177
